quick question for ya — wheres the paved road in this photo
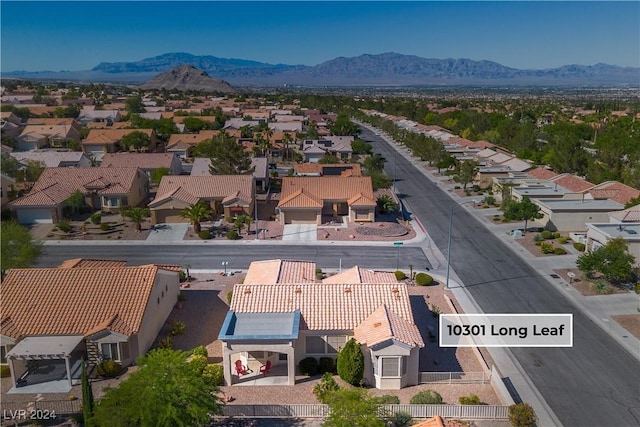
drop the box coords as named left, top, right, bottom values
left=35, top=244, right=430, bottom=272
left=362, top=127, right=640, bottom=426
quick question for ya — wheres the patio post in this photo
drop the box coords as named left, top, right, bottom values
left=8, top=357, right=17, bottom=389
left=222, top=348, right=232, bottom=386
left=286, top=347, right=296, bottom=386
left=65, top=356, right=72, bottom=387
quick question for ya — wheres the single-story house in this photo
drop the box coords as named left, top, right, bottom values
left=294, top=163, right=362, bottom=177
left=166, top=130, right=219, bottom=159
left=277, top=176, right=375, bottom=224
left=15, top=124, right=81, bottom=152
left=190, top=157, right=269, bottom=192
left=323, top=266, right=398, bottom=284
left=0, top=112, right=23, bottom=139
left=149, top=175, right=253, bottom=224
left=243, top=259, right=317, bottom=285
left=549, top=173, right=594, bottom=193
left=301, top=139, right=353, bottom=163
left=585, top=223, right=640, bottom=265
left=10, top=150, right=92, bottom=169
left=82, top=129, right=158, bottom=162
left=585, top=181, right=640, bottom=206
left=219, top=280, right=424, bottom=389
left=609, top=205, right=640, bottom=223
left=534, top=198, right=625, bottom=232
left=1, top=262, right=180, bottom=393
left=8, top=167, right=149, bottom=224
left=101, top=152, right=182, bottom=177
left=76, top=108, right=121, bottom=126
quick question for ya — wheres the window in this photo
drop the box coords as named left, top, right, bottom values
left=381, top=357, right=400, bottom=377
left=0, top=345, right=9, bottom=364
left=306, top=336, right=325, bottom=354
left=326, top=335, right=347, bottom=354
left=101, top=343, right=120, bottom=361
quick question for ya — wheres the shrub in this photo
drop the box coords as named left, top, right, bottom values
left=592, top=280, right=613, bottom=295
left=431, top=304, right=441, bottom=318
left=318, top=357, right=335, bottom=374
left=534, top=241, right=542, bottom=246
left=0, top=365, right=10, bottom=378
left=394, top=270, right=407, bottom=280
left=191, top=345, right=208, bottom=358
left=493, top=217, right=501, bottom=222
left=533, top=233, right=544, bottom=242
left=541, top=230, right=553, bottom=240
left=540, top=242, right=555, bottom=254
left=557, top=237, right=568, bottom=244
left=99, top=222, right=111, bottom=231
left=177, top=292, right=186, bottom=302
left=459, top=394, right=481, bottom=405
left=553, top=247, right=567, bottom=255
left=170, top=320, right=186, bottom=335
left=313, top=372, right=340, bottom=403
left=57, top=219, right=72, bottom=233
left=337, top=338, right=365, bottom=386
left=202, top=364, right=225, bottom=386
left=635, top=283, right=640, bottom=294
left=226, top=291, right=233, bottom=304
left=387, top=411, right=412, bottom=427
left=188, top=354, right=208, bottom=373
left=415, top=272, right=434, bottom=286
left=179, top=270, right=187, bottom=281
left=552, top=231, right=561, bottom=239
left=90, top=213, right=102, bottom=224
left=299, top=357, right=318, bottom=376
left=198, top=229, right=211, bottom=239
left=573, top=242, right=586, bottom=252
left=483, top=195, right=496, bottom=206
left=375, top=394, right=400, bottom=404
left=410, top=389, right=443, bottom=404
left=225, top=230, right=240, bottom=240
left=509, top=403, right=537, bottom=427
left=97, top=360, right=122, bottom=377
left=315, top=268, right=324, bottom=280
left=158, top=335, right=173, bottom=349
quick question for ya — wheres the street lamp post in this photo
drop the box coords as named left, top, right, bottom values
left=445, top=200, right=478, bottom=290
left=222, top=261, right=228, bottom=276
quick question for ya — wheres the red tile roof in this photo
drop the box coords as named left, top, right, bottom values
left=527, top=167, right=558, bottom=180
left=550, top=173, right=594, bottom=192
left=354, top=304, right=424, bottom=347
left=150, top=175, right=253, bottom=207
left=588, top=181, right=640, bottom=205
left=278, top=177, right=374, bottom=209
left=100, top=153, right=178, bottom=170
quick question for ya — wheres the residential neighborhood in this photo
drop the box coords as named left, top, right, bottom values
left=1, top=79, right=639, bottom=427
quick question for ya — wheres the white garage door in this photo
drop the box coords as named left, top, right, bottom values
left=284, top=210, right=318, bottom=224
left=17, top=209, right=53, bottom=224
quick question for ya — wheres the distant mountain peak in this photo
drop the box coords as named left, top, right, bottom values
left=140, top=64, right=236, bottom=93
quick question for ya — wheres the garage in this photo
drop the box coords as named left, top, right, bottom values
left=17, top=208, right=53, bottom=224
left=151, top=209, right=189, bottom=224
left=283, top=210, right=319, bottom=224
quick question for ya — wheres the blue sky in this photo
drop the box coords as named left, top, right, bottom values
left=1, top=1, right=638, bottom=72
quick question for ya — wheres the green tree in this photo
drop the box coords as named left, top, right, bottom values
left=625, top=196, right=640, bottom=209
left=362, top=154, right=385, bottom=173
left=508, top=403, right=537, bottom=427
left=181, top=201, right=213, bottom=233
left=577, top=237, right=636, bottom=284
left=454, top=160, right=478, bottom=190
left=125, top=96, right=146, bottom=114
left=233, top=214, right=251, bottom=235
left=502, top=197, right=543, bottom=232
left=368, top=170, right=392, bottom=190
left=1, top=221, right=42, bottom=276
left=124, top=207, right=150, bottom=232
left=203, top=132, right=255, bottom=175
left=1, top=153, right=21, bottom=178
left=81, top=358, right=95, bottom=427
left=319, top=153, right=340, bottom=164
left=183, top=117, right=208, bottom=132
left=93, top=349, right=221, bottom=427
left=330, top=114, right=360, bottom=136
left=150, top=167, right=171, bottom=187
left=24, top=160, right=46, bottom=184
left=351, top=139, right=372, bottom=155
left=323, top=388, right=385, bottom=427
left=435, top=154, right=456, bottom=173
left=120, top=131, right=151, bottom=152
left=376, top=195, right=397, bottom=213
left=336, top=338, right=364, bottom=386
left=66, top=190, right=86, bottom=216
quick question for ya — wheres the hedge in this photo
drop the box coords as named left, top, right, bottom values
left=318, top=357, right=335, bottom=374
left=573, top=242, right=586, bottom=251
left=415, top=272, right=434, bottom=286
left=199, top=229, right=212, bottom=239
left=394, top=270, right=407, bottom=280
left=410, top=390, right=443, bottom=404
left=299, top=357, right=318, bottom=376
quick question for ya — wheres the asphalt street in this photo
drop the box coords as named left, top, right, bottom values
left=361, top=127, right=640, bottom=426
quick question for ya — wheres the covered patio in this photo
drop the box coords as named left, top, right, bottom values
left=6, top=336, right=83, bottom=394
left=219, top=311, right=300, bottom=386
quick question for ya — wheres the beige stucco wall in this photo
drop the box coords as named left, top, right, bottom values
left=586, top=227, right=640, bottom=266
left=349, top=207, right=375, bottom=222
left=135, top=269, right=180, bottom=358
left=541, top=210, right=615, bottom=232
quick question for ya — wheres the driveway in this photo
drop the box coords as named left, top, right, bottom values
left=282, top=224, right=317, bottom=241
left=146, top=223, right=189, bottom=242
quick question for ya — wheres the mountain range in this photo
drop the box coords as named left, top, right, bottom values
left=140, top=65, right=236, bottom=93
left=5, top=52, right=639, bottom=86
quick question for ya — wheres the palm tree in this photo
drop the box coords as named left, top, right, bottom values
left=181, top=201, right=212, bottom=233
left=376, top=195, right=397, bottom=214
left=124, top=207, right=150, bottom=232
left=282, top=132, right=293, bottom=161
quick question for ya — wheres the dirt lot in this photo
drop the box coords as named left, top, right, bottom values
left=28, top=213, right=153, bottom=241
left=554, top=268, right=628, bottom=296
left=513, top=232, right=575, bottom=258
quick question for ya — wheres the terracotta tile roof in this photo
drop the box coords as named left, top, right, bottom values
left=412, top=416, right=446, bottom=427
left=9, top=167, right=143, bottom=207
left=527, top=166, right=558, bottom=180
left=278, top=177, right=374, bottom=209
left=230, top=283, right=417, bottom=333
left=86, top=121, right=131, bottom=130
left=101, top=153, right=178, bottom=170
left=166, top=130, right=219, bottom=149
left=354, top=304, right=424, bottom=347
left=10, top=151, right=88, bottom=168
left=58, top=258, right=127, bottom=269
left=609, top=205, right=640, bottom=222
left=0, top=265, right=173, bottom=339
left=588, top=181, right=640, bottom=205
left=323, top=267, right=398, bottom=284
left=550, top=173, right=594, bottom=192
left=244, top=259, right=317, bottom=284
left=150, top=175, right=252, bottom=207
left=83, top=129, right=153, bottom=145
left=278, top=189, right=323, bottom=208
left=294, top=163, right=362, bottom=176
left=347, top=193, right=376, bottom=207
left=18, top=124, right=76, bottom=139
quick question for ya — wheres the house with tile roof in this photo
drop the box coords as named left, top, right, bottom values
left=148, top=175, right=253, bottom=224
left=76, top=107, right=121, bottom=126
left=218, top=280, right=424, bottom=389
left=15, top=123, right=81, bottom=152
left=300, top=138, right=353, bottom=163
left=294, top=163, right=362, bottom=177
left=0, top=263, right=180, bottom=392
left=243, top=259, right=317, bottom=284
left=277, top=176, right=375, bottom=224
left=100, top=152, right=182, bottom=177
left=8, top=167, right=149, bottom=224
left=190, top=157, right=269, bottom=192
left=166, top=130, right=220, bottom=159
left=549, top=173, right=594, bottom=193
left=82, top=129, right=158, bottom=162
left=323, top=266, right=398, bottom=284
left=584, top=181, right=640, bottom=206
left=10, top=150, right=92, bottom=169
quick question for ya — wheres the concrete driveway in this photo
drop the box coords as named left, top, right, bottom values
left=282, top=224, right=317, bottom=241
left=146, top=223, right=189, bottom=242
